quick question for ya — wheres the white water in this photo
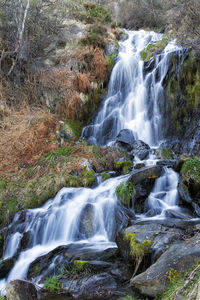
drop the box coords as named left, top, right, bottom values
left=0, top=175, right=128, bottom=294
left=82, top=30, right=182, bottom=146
left=0, top=30, right=189, bottom=295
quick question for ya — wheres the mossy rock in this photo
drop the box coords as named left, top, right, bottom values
left=156, top=148, right=174, bottom=160
left=125, top=232, right=153, bottom=259
left=115, top=160, right=133, bottom=174
left=141, top=37, right=169, bottom=61
left=101, top=172, right=111, bottom=182
left=115, top=182, right=135, bottom=208
left=181, top=159, right=200, bottom=186
left=60, top=119, right=83, bottom=139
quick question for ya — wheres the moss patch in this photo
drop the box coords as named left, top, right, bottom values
left=115, top=160, right=133, bottom=174
left=115, top=182, right=135, bottom=208
left=101, top=172, right=111, bottom=182
left=141, top=37, right=168, bottom=61
left=125, top=232, right=153, bottom=276
left=181, top=159, right=200, bottom=185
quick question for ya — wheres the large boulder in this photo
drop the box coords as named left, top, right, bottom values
left=6, top=280, right=38, bottom=300
left=116, top=129, right=136, bottom=151
left=129, top=166, right=163, bottom=184
left=130, top=233, right=200, bottom=297
left=130, top=140, right=150, bottom=160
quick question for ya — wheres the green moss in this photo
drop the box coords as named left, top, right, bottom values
left=44, top=275, right=61, bottom=292
left=63, top=119, right=83, bottom=139
left=181, top=158, right=200, bottom=185
left=115, top=182, right=135, bottom=208
left=34, top=265, right=41, bottom=276
left=156, top=148, right=173, bottom=160
left=101, top=172, right=111, bottom=182
left=115, top=161, right=133, bottom=174
left=141, top=37, right=169, bottom=61
left=73, top=260, right=88, bottom=271
left=125, top=232, right=153, bottom=259
left=106, top=55, right=115, bottom=72
left=81, top=169, right=95, bottom=187
left=39, top=146, right=75, bottom=162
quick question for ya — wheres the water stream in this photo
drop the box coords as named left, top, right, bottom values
left=0, top=30, right=191, bottom=295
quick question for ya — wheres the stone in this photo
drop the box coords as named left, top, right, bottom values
left=116, top=129, right=136, bottom=151
left=129, top=166, right=163, bottom=184
left=130, top=140, right=150, bottom=160
left=116, top=220, right=183, bottom=264
left=79, top=203, right=96, bottom=238
left=6, top=280, right=38, bottom=300
left=130, top=233, right=200, bottom=297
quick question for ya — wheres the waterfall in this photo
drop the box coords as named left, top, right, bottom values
left=82, top=30, right=182, bottom=146
left=0, top=30, right=190, bottom=295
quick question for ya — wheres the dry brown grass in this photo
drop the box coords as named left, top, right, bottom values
left=0, top=106, right=59, bottom=178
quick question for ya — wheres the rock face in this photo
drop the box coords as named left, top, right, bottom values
left=162, top=50, right=200, bottom=155
left=130, top=233, right=200, bottom=297
left=6, top=280, right=38, bottom=300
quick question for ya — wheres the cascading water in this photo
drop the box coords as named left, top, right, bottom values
left=82, top=30, right=182, bottom=146
left=0, top=30, right=192, bottom=295
left=0, top=175, right=128, bottom=293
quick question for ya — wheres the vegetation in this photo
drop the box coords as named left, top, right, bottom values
left=44, top=275, right=62, bottom=292
left=125, top=232, right=153, bottom=276
left=101, top=172, right=111, bottom=182
left=181, top=158, right=200, bottom=185
left=162, top=262, right=200, bottom=299
left=115, top=161, right=133, bottom=174
left=83, top=2, right=112, bottom=24
left=141, top=37, right=169, bottom=61
left=115, top=182, right=135, bottom=208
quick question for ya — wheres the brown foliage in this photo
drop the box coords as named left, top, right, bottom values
left=76, top=72, right=91, bottom=93
left=0, top=106, right=59, bottom=177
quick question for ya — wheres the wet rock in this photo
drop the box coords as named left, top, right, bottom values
left=129, top=140, right=150, bottom=160
left=156, top=159, right=177, bottom=168
left=79, top=204, right=96, bottom=238
left=116, top=129, right=136, bottom=151
left=129, top=166, right=163, bottom=184
left=178, top=181, right=192, bottom=203
left=116, top=221, right=183, bottom=264
left=0, top=257, right=15, bottom=279
left=6, top=280, right=38, bottom=300
left=143, top=58, right=155, bottom=76
left=27, top=244, right=119, bottom=281
left=130, top=233, right=200, bottom=297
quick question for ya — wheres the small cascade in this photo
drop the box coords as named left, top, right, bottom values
left=142, top=167, right=190, bottom=219
left=0, top=175, right=129, bottom=293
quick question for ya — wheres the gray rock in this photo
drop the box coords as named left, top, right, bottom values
left=130, top=234, right=200, bottom=297
left=6, top=280, right=38, bottom=300
left=178, top=181, right=192, bottom=203
left=129, top=166, right=163, bottom=184
left=116, top=221, right=183, bottom=263
left=116, top=129, right=136, bottom=151
left=130, top=140, right=150, bottom=160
